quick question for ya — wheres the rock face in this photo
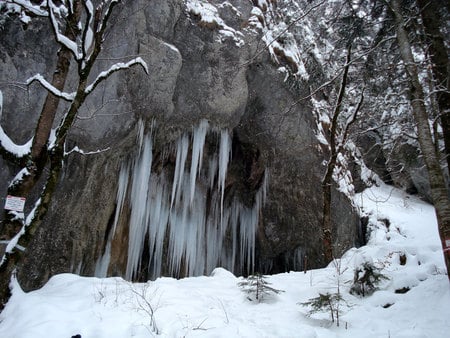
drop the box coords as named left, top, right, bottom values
left=0, top=0, right=359, bottom=290
left=355, top=131, right=439, bottom=203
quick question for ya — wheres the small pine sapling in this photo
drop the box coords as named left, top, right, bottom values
left=301, top=292, right=344, bottom=326
left=350, top=262, right=388, bottom=297
left=300, top=259, right=350, bottom=327
left=238, top=273, right=283, bottom=302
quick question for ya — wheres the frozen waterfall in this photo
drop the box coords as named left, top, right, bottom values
left=96, top=120, right=267, bottom=281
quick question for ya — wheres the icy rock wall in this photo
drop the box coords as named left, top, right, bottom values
left=96, top=120, right=267, bottom=280
left=1, top=0, right=360, bottom=290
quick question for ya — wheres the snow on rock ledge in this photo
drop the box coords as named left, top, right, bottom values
left=185, top=0, right=245, bottom=47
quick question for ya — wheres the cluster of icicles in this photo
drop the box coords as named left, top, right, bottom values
left=96, top=120, right=267, bottom=280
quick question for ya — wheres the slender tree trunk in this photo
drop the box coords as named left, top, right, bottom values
left=0, top=1, right=86, bottom=309
left=0, top=1, right=82, bottom=244
left=31, top=2, right=82, bottom=165
left=391, top=0, right=450, bottom=280
left=322, top=45, right=352, bottom=263
left=416, top=0, right=450, bottom=172
left=329, top=299, right=335, bottom=323
left=0, top=78, right=88, bottom=309
left=0, top=0, right=137, bottom=309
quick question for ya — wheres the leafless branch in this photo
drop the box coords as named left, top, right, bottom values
left=26, top=74, right=75, bottom=101
left=84, top=57, right=148, bottom=96
left=7, top=0, right=48, bottom=16
left=339, top=87, right=365, bottom=150
left=81, top=0, right=95, bottom=62
left=64, top=145, right=111, bottom=156
left=48, top=1, right=81, bottom=60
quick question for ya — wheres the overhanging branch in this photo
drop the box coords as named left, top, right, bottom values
left=26, top=74, right=75, bottom=101
left=48, top=0, right=82, bottom=60
left=84, top=57, right=149, bottom=96
left=7, top=0, right=48, bottom=17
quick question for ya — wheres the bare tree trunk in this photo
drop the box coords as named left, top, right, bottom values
left=31, top=2, right=82, bottom=166
left=1, top=1, right=82, bottom=245
left=322, top=45, right=352, bottom=263
left=0, top=0, right=133, bottom=309
left=0, top=74, right=89, bottom=310
left=390, top=0, right=450, bottom=280
left=416, top=0, right=450, bottom=172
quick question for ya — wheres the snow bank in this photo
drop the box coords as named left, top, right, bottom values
left=0, top=185, right=449, bottom=337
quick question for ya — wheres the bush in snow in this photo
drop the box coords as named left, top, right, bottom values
left=130, top=282, right=160, bottom=334
left=238, top=273, right=283, bottom=303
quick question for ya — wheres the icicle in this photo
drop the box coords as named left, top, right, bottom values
left=168, top=174, right=208, bottom=277
left=118, top=122, right=268, bottom=280
left=239, top=169, right=268, bottom=274
left=94, top=240, right=111, bottom=278
left=189, top=120, right=209, bottom=206
left=125, top=133, right=153, bottom=280
left=240, top=205, right=258, bottom=274
left=292, top=247, right=305, bottom=271
left=136, top=119, right=145, bottom=151
left=218, top=130, right=231, bottom=225
left=147, top=174, right=170, bottom=278
left=170, top=134, right=189, bottom=209
left=185, top=187, right=207, bottom=275
left=94, top=162, right=130, bottom=277
left=112, top=163, right=130, bottom=234
left=229, top=200, right=239, bottom=273
left=205, top=192, right=221, bottom=273
left=208, top=156, right=218, bottom=190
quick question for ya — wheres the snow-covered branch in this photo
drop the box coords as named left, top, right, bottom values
left=84, top=57, right=149, bottom=95
left=26, top=74, right=75, bottom=101
left=95, top=0, right=120, bottom=33
left=48, top=0, right=82, bottom=60
left=0, top=90, right=33, bottom=159
left=7, top=0, right=48, bottom=17
left=0, top=128, right=33, bottom=159
left=81, top=0, right=95, bottom=61
left=76, top=0, right=121, bottom=71
left=64, top=145, right=111, bottom=156
left=339, top=87, right=365, bottom=150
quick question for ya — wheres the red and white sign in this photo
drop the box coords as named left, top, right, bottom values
left=4, top=195, right=26, bottom=212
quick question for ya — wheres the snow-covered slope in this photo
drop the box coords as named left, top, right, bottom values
left=0, top=184, right=448, bottom=338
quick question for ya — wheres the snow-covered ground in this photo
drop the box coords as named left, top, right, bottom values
left=0, top=184, right=448, bottom=338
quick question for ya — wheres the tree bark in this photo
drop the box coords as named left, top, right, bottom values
left=390, top=0, right=450, bottom=280
left=416, top=0, right=450, bottom=173
left=322, top=45, right=352, bottom=263
left=0, top=74, right=88, bottom=310
left=0, top=1, right=138, bottom=310
left=31, top=2, right=82, bottom=166
left=0, top=1, right=82, bottom=244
